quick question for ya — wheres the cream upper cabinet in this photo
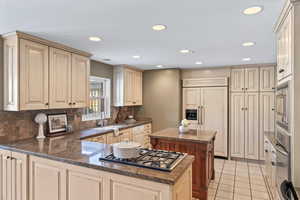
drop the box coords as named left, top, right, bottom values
left=244, top=93, right=259, bottom=160
left=230, top=93, right=245, bottom=158
left=244, top=67, right=259, bottom=92
left=114, top=66, right=143, bottom=106
left=20, top=39, right=49, bottom=110
left=276, top=10, right=292, bottom=81
left=49, top=47, right=72, bottom=109
left=2, top=32, right=91, bottom=111
left=231, top=67, right=259, bottom=92
left=1, top=150, right=28, bottom=200
left=259, top=93, right=275, bottom=160
left=71, top=54, right=90, bottom=108
left=260, top=67, right=275, bottom=92
left=231, top=69, right=245, bottom=92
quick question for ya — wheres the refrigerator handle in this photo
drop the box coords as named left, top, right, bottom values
left=197, top=106, right=200, bottom=124
left=201, top=106, right=204, bottom=125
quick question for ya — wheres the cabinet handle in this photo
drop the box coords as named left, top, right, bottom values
left=245, top=108, right=248, bottom=111
left=272, top=87, right=275, bottom=90
left=69, top=102, right=72, bottom=105
left=73, top=103, right=76, bottom=105
left=265, top=150, right=268, bottom=153
left=242, top=88, right=244, bottom=90
left=45, top=103, right=49, bottom=106
left=272, top=108, right=275, bottom=111
left=279, top=69, right=285, bottom=73
left=6, top=156, right=11, bottom=160
left=245, top=88, right=248, bottom=90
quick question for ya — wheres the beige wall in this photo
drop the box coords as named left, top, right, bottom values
left=90, top=60, right=113, bottom=79
left=136, top=69, right=181, bottom=132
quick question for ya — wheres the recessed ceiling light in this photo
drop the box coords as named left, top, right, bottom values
left=243, top=6, right=263, bottom=15
left=242, top=42, right=255, bottom=47
left=89, top=36, right=102, bottom=42
left=152, top=24, right=167, bottom=31
left=180, top=49, right=193, bottom=54
left=195, top=61, right=203, bottom=65
left=132, top=55, right=141, bottom=59
left=156, top=65, right=163, bottom=68
left=242, top=58, right=251, bottom=61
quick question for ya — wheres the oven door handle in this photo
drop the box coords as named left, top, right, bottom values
left=275, top=144, right=289, bottom=156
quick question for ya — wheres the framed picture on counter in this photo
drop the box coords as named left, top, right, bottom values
left=47, top=113, right=68, bottom=134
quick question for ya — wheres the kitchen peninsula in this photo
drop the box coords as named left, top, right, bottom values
left=150, top=128, right=217, bottom=200
left=0, top=129, right=194, bottom=200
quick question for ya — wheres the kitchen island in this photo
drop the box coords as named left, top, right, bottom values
left=0, top=130, right=194, bottom=200
left=150, top=128, right=217, bottom=200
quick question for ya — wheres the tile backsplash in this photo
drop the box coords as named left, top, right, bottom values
left=0, top=106, right=135, bottom=143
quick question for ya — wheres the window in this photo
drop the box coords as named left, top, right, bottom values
left=82, top=76, right=111, bottom=121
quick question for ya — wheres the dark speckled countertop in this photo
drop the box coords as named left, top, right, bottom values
left=150, top=128, right=216, bottom=143
left=0, top=121, right=195, bottom=185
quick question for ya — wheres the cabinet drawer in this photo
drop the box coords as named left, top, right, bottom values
left=85, top=135, right=107, bottom=143
left=107, top=133, right=120, bottom=144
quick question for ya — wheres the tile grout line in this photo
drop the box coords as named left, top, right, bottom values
left=233, top=160, right=237, bottom=200
left=213, top=159, right=225, bottom=200
left=247, top=160, right=253, bottom=200
left=259, top=163, right=273, bottom=200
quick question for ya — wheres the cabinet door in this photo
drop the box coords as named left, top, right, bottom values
left=71, top=54, right=90, bottom=108
left=134, top=71, right=143, bottom=105
left=282, top=11, right=292, bottom=79
left=259, top=93, right=275, bottom=160
left=201, top=87, right=228, bottom=157
left=230, top=93, right=245, bottom=158
left=49, top=48, right=72, bottom=109
left=277, top=29, right=284, bottom=81
left=67, top=170, right=104, bottom=200
left=119, top=129, right=132, bottom=142
left=124, top=69, right=135, bottom=106
left=11, top=152, right=28, bottom=200
left=245, top=67, right=259, bottom=92
left=29, top=156, right=66, bottom=200
left=245, top=93, right=259, bottom=160
left=260, top=67, right=275, bottom=92
left=20, top=39, right=49, bottom=110
left=1, top=150, right=12, bottom=200
left=231, top=69, right=245, bottom=92
left=107, top=133, right=121, bottom=144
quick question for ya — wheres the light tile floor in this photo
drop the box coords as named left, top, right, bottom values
left=193, top=158, right=272, bottom=200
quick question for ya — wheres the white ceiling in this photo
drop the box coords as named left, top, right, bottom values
left=0, top=0, right=284, bottom=70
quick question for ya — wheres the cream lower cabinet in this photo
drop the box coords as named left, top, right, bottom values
left=230, top=92, right=259, bottom=160
left=259, top=93, right=275, bottom=160
left=0, top=150, right=28, bottom=200
left=28, top=155, right=190, bottom=200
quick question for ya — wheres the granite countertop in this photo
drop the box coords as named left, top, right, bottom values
left=80, top=120, right=152, bottom=140
left=150, top=128, right=217, bottom=143
left=0, top=127, right=194, bottom=185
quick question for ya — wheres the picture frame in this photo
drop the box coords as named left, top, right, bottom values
left=47, top=113, right=68, bottom=134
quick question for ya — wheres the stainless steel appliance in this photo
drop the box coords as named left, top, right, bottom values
left=276, top=125, right=292, bottom=199
left=100, top=149, right=187, bottom=171
left=276, top=82, right=291, bottom=132
left=185, top=109, right=198, bottom=121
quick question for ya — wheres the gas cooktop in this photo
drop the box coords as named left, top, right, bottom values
left=99, top=149, right=187, bottom=172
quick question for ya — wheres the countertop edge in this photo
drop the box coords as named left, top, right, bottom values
left=149, top=132, right=217, bottom=144
left=0, top=143, right=193, bottom=185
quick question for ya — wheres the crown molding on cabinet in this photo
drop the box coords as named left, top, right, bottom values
left=1, top=31, right=92, bottom=57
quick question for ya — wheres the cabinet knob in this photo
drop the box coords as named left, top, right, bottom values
left=69, top=102, right=72, bottom=105
left=73, top=103, right=76, bottom=105
left=133, top=102, right=136, bottom=104
left=279, top=69, right=285, bottom=73
left=45, top=103, right=49, bottom=106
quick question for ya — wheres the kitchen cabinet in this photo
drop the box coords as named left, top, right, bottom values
left=231, top=67, right=259, bottom=92
left=0, top=149, right=28, bottom=200
left=49, top=47, right=72, bottom=109
left=259, top=93, right=275, bottom=160
left=182, top=85, right=228, bottom=157
left=2, top=31, right=91, bottom=111
left=132, top=124, right=152, bottom=148
left=29, top=156, right=67, bottom=200
left=276, top=10, right=292, bottom=81
left=230, top=93, right=259, bottom=159
left=244, top=93, right=259, bottom=160
left=20, top=39, right=49, bottom=110
left=84, top=134, right=107, bottom=143
left=230, top=93, right=245, bottom=158
left=114, top=66, right=143, bottom=106
left=71, top=54, right=90, bottom=108
left=119, top=128, right=133, bottom=142
left=260, top=66, right=275, bottom=92
left=106, top=133, right=121, bottom=144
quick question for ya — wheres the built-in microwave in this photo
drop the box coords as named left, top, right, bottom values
left=185, top=109, right=198, bottom=121
left=276, top=81, right=290, bottom=132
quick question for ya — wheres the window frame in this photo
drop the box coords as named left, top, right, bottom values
left=82, top=76, right=111, bottom=121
